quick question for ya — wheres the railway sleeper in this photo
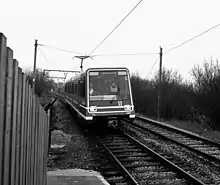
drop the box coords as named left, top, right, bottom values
left=119, top=156, right=153, bottom=162
left=104, top=143, right=132, bottom=147
left=134, top=167, right=167, bottom=173
left=107, top=145, right=138, bottom=150
left=103, top=171, right=123, bottom=177
left=111, top=149, right=143, bottom=153
left=124, top=162, right=161, bottom=168
left=115, top=153, right=148, bottom=158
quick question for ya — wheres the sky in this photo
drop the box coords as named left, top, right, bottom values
left=0, top=0, right=220, bottom=82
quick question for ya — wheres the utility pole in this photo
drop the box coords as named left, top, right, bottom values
left=33, top=39, right=38, bottom=93
left=157, top=47, right=163, bottom=121
left=72, top=56, right=92, bottom=71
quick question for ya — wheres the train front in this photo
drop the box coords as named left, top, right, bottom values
left=86, top=68, right=135, bottom=124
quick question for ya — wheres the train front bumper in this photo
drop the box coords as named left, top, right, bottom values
left=87, top=105, right=135, bottom=119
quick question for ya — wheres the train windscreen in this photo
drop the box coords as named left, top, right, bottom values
left=89, top=70, right=130, bottom=101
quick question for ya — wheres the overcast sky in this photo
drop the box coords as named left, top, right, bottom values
left=0, top=0, right=219, bottom=81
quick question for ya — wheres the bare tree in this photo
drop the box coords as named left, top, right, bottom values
left=191, top=58, right=220, bottom=129
left=24, top=67, right=55, bottom=97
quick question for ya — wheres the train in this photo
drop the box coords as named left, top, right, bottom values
left=63, top=67, right=135, bottom=128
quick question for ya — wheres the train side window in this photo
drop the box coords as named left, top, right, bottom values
left=79, top=79, right=82, bottom=97
left=69, top=82, right=71, bottom=93
left=75, top=81, right=77, bottom=94
left=71, top=82, right=74, bottom=93
left=76, top=80, right=79, bottom=96
left=81, top=77, right=85, bottom=97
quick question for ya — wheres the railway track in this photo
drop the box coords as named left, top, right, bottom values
left=53, top=94, right=219, bottom=184
left=97, top=129, right=205, bottom=185
left=126, top=116, right=220, bottom=166
left=53, top=95, right=134, bottom=184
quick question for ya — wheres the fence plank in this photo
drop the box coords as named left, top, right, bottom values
left=23, top=77, right=29, bottom=185
left=0, top=33, right=7, bottom=185
left=30, top=92, right=35, bottom=185
left=3, top=48, right=14, bottom=185
left=15, top=67, right=22, bottom=185
left=31, top=95, right=36, bottom=185
left=24, top=80, right=29, bottom=185
left=34, top=98, right=39, bottom=185
left=38, top=102, right=42, bottom=185
left=10, top=59, right=18, bottom=185
left=39, top=106, right=43, bottom=185
left=29, top=85, right=33, bottom=184
left=26, top=85, right=31, bottom=185
left=42, top=113, right=47, bottom=185
left=19, top=73, right=26, bottom=185
left=44, top=110, right=50, bottom=185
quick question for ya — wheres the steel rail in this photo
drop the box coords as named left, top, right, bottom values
left=136, top=115, right=220, bottom=147
left=125, top=119, right=220, bottom=165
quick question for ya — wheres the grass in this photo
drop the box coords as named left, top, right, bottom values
left=164, top=119, right=220, bottom=143
left=140, top=114, right=220, bottom=143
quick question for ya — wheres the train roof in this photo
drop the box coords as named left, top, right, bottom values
left=86, top=67, right=129, bottom=70
left=66, top=67, right=130, bottom=83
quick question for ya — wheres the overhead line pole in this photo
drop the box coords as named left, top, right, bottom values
left=157, top=47, right=163, bottom=121
left=33, top=39, right=38, bottom=93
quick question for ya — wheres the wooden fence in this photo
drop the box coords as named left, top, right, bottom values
left=0, top=33, right=50, bottom=185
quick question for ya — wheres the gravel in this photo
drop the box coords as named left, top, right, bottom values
left=122, top=122, right=220, bottom=184
left=47, top=99, right=109, bottom=172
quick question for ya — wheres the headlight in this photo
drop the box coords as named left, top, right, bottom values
left=124, top=105, right=132, bottom=111
left=89, top=106, right=97, bottom=112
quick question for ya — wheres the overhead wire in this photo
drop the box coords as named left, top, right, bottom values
left=144, top=23, right=220, bottom=78
left=38, top=47, right=50, bottom=61
left=88, top=0, right=143, bottom=56
left=92, top=52, right=158, bottom=57
left=147, top=57, right=160, bottom=76
left=39, top=43, right=158, bottom=58
left=164, top=23, right=220, bottom=55
left=38, top=46, right=79, bottom=75
left=38, top=43, right=85, bottom=55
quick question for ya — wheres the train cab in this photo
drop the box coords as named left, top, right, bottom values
left=64, top=67, right=135, bottom=127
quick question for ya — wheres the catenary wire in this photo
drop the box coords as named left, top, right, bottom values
left=147, top=56, right=160, bottom=76
left=92, top=52, right=158, bottom=57
left=38, top=43, right=85, bottom=55
left=38, top=47, right=50, bottom=61
left=88, top=0, right=143, bottom=55
left=164, top=23, right=220, bottom=55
